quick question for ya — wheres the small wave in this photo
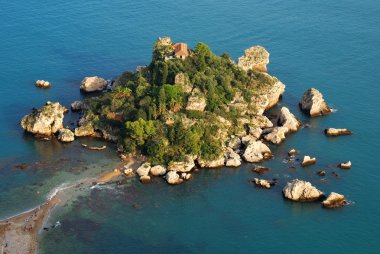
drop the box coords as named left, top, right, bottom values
left=345, top=200, right=355, bottom=206
left=46, top=182, right=76, bottom=200
left=331, top=108, right=338, bottom=113
left=90, top=184, right=116, bottom=191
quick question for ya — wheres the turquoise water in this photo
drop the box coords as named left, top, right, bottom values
left=1, top=0, right=380, bottom=253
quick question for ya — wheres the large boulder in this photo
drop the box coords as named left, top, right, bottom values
left=57, top=128, right=75, bottom=142
left=80, top=76, right=107, bottom=92
left=225, top=148, right=241, bottom=167
left=301, top=156, right=317, bottom=167
left=238, top=46, right=269, bottom=72
left=168, top=155, right=195, bottom=172
left=136, top=162, right=151, bottom=177
left=243, top=141, right=272, bottom=163
left=322, top=192, right=346, bottom=208
left=35, top=80, right=51, bottom=88
left=186, top=88, right=207, bottom=111
left=278, top=107, right=301, bottom=132
left=325, top=128, right=352, bottom=137
left=21, top=101, right=67, bottom=136
left=283, top=179, right=324, bottom=201
left=165, top=171, right=183, bottom=185
left=197, top=155, right=225, bottom=168
left=263, top=127, right=289, bottom=145
left=150, top=165, right=167, bottom=176
left=338, top=161, right=351, bottom=169
left=300, top=88, right=331, bottom=117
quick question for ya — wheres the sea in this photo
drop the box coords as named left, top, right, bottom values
left=1, top=0, right=379, bottom=253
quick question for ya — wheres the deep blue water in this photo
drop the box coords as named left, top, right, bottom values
left=1, top=0, right=380, bottom=253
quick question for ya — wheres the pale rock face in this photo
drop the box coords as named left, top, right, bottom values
left=247, top=126, right=263, bottom=140
left=283, top=179, right=324, bottom=201
left=238, top=46, right=269, bottom=72
left=249, top=94, right=269, bottom=115
left=150, top=165, right=167, bottom=176
left=301, top=156, right=317, bottom=167
left=322, top=192, right=346, bottom=208
left=35, top=80, right=50, bottom=88
left=71, top=101, right=86, bottom=112
left=165, top=171, right=183, bottom=185
left=263, top=127, right=289, bottom=145
left=80, top=76, right=107, bottom=92
left=228, top=136, right=242, bottom=151
left=325, top=128, right=352, bottom=136
left=266, top=80, right=286, bottom=109
left=136, top=162, right=151, bottom=177
left=339, top=161, right=352, bottom=169
left=300, top=88, right=331, bottom=117
left=197, top=155, right=225, bottom=168
left=225, top=148, right=242, bottom=167
left=243, top=141, right=272, bottom=163
left=168, top=155, right=195, bottom=172
left=21, top=101, right=67, bottom=136
left=186, top=88, right=207, bottom=111
left=74, top=123, right=96, bottom=137
left=174, top=73, right=193, bottom=94
left=278, top=107, right=301, bottom=132
left=250, top=115, right=273, bottom=129
left=229, top=92, right=248, bottom=115
left=57, top=128, right=75, bottom=142
left=253, top=178, right=271, bottom=189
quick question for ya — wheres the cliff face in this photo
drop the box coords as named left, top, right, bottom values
left=238, top=46, right=270, bottom=72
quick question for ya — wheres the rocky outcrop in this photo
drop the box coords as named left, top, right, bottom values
left=243, top=141, right=272, bottom=163
left=74, top=124, right=96, bottom=137
left=197, top=155, right=225, bottom=168
left=168, top=155, right=195, bottom=172
left=150, top=165, right=167, bottom=176
left=71, top=101, right=86, bottom=112
left=338, top=161, right=351, bottom=169
left=283, top=179, right=324, bottom=201
left=250, top=115, right=273, bottom=129
left=278, top=107, right=301, bottom=132
left=228, top=136, right=242, bottom=151
left=174, top=73, right=193, bottom=94
left=252, top=165, right=271, bottom=175
left=237, top=46, right=269, bottom=72
left=263, top=127, right=288, bottom=145
left=249, top=94, right=269, bottom=115
left=186, top=88, right=207, bottom=111
left=266, top=80, right=286, bottom=109
left=57, top=128, right=74, bottom=142
left=225, top=148, right=241, bottom=167
left=325, top=128, right=352, bottom=137
left=80, top=76, right=107, bottom=92
left=300, top=88, right=331, bottom=117
left=301, top=156, right=316, bottom=166
left=165, top=171, right=183, bottom=185
left=136, top=162, right=151, bottom=177
left=253, top=178, right=273, bottom=189
left=247, top=126, right=263, bottom=140
left=322, top=192, right=346, bottom=208
left=21, top=101, right=67, bottom=136
left=35, top=80, right=50, bottom=88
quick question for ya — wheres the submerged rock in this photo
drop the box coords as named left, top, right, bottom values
left=21, top=101, right=67, bottom=136
left=288, top=149, right=298, bottom=156
left=283, top=179, right=324, bottom=201
left=80, top=76, right=107, bottom=92
left=322, top=192, right=346, bottom=208
left=243, top=141, right=272, bottom=163
left=238, top=46, right=269, bottom=72
left=263, top=127, right=288, bottom=145
left=35, top=80, right=51, bottom=88
left=57, top=128, right=74, bottom=142
left=300, top=88, right=331, bottom=117
left=301, top=156, right=317, bottom=167
left=278, top=107, right=301, bottom=132
left=150, top=165, right=167, bottom=176
left=325, top=128, right=352, bottom=137
left=317, top=170, right=326, bottom=176
left=338, top=161, right=352, bottom=169
left=165, top=171, right=183, bottom=185
left=252, top=165, right=271, bottom=175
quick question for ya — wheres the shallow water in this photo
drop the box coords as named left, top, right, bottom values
left=1, top=0, right=379, bottom=253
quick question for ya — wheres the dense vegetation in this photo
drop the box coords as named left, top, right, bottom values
left=84, top=39, right=276, bottom=165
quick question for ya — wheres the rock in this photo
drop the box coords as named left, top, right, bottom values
left=225, top=148, right=241, bottom=167
left=238, top=46, right=269, bottom=72
left=123, top=168, right=134, bottom=176
left=136, top=162, right=151, bottom=177
left=338, top=161, right=351, bottom=169
left=325, top=128, right=352, bottom=137
left=288, top=149, right=298, bottom=156
left=243, top=141, right=272, bottom=163
left=250, top=115, right=273, bottom=129
left=253, top=178, right=272, bottom=189
left=168, top=155, right=195, bottom=172
left=140, top=175, right=151, bottom=184
left=74, top=123, right=96, bottom=137
left=266, top=80, right=286, bottom=109
left=35, top=80, right=51, bottom=88
left=174, top=73, right=193, bottom=94
left=197, top=155, right=225, bottom=168
left=283, top=179, right=324, bottom=201
left=252, top=165, right=271, bottom=175
left=247, top=126, right=263, bottom=140
left=57, top=128, right=74, bottom=142
left=263, top=127, right=289, bottom=145
left=21, top=101, right=67, bottom=136
left=186, top=88, right=207, bottom=111
left=301, top=156, right=317, bottom=166
left=322, top=192, right=346, bottom=208
left=241, top=135, right=254, bottom=146
left=228, top=136, right=242, bottom=151
left=249, top=94, right=269, bottom=115
left=181, top=173, right=192, bottom=180
left=317, top=170, right=326, bottom=176
left=278, top=107, right=301, bottom=132
left=299, top=88, right=331, bottom=117
left=80, top=76, right=107, bottom=92
left=165, top=171, right=183, bottom=185
left=150, top=165, right=167, bottom=176
left=71, top=101, right=86, bottom=111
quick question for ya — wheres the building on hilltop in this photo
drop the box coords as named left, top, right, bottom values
left=174, top=43, right=189, bottom=60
